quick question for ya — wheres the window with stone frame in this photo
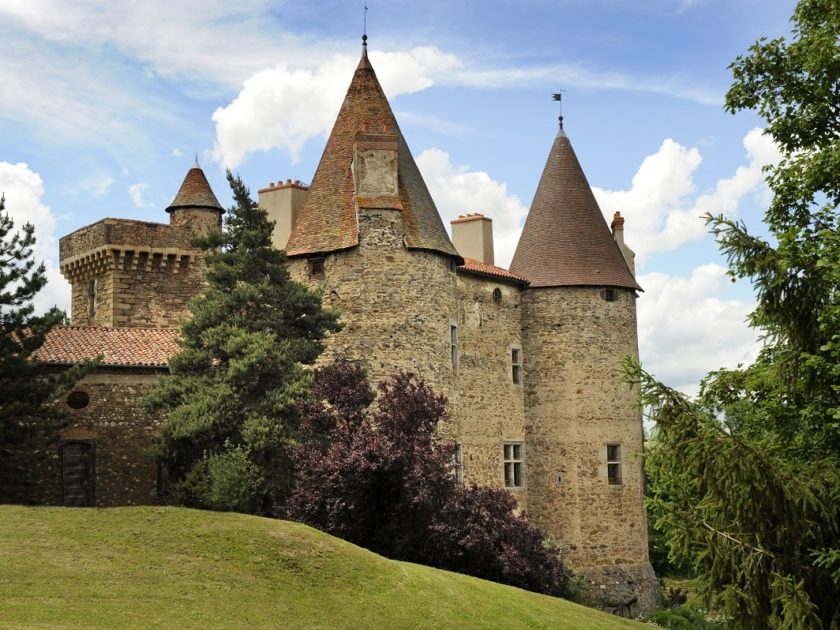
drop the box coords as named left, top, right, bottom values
left=511, top=346, right=522, bottom=385
left=451, top=443, right=464, bottom=484
left=450, top=322, right=458, bottom=369
left=607, top=444, right=622, bottom=485
left=503, top=442, right=524, bottom=488
left=309, top=257, right=325, bottom=279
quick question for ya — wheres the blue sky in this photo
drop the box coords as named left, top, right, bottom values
left=0, top=0, right=796, bottom=393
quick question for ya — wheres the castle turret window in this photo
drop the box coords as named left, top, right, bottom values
left=450, top=322, right=458, bottom=369
left=309, top=257, right=325, bottom=279
left=87, top=278, right=97, bottom=318
left=511, top=346, right=522, bottom=385
left=503, top=442, right=524, bottom=488
left=607, top=444, right=622, bottom=485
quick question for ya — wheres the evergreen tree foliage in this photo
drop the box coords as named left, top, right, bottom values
left=639, top=1, right=840, bottom=626
left=0, top=196, right=89, bottom=501
left=286, top=362, right=572, bottom=598
left=145, top=172, right=341, bottom=515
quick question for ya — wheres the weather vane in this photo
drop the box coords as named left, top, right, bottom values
left=552, top=92, right=565, bottom=129
left=363, top=2, right=368, bottom=44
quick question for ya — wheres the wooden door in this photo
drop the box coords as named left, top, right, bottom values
left=61, top=441, right=95, bottom=506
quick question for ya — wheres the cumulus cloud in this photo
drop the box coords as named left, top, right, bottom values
left=416, top=149, right=528, bottom=268
left=0, top=162, right=70, bottom=313
left=637, top=264, right=760, bottom=395
left=212, top=47, right=460, bottom=167
left=129, top=183, right=152, bottom=208
left=592, top=127, right=782, bottom=266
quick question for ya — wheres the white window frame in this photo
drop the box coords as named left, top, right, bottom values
left=607, top=443, right=622, bottom=485
left=503, top=441, right=525, bottom=489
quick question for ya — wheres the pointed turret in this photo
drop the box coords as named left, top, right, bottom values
left=166, top=160, right=224, bottom=215
left=510, top=126, right=640, bottom=290
left=285, top=38, right=459, bottom=260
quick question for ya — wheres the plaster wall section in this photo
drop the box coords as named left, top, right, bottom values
left=521, top=286, right=656, bottom=612
left=451, top=273, right=526, bottom=506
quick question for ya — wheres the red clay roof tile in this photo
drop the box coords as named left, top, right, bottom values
left=458, top=258, right=529, bottom=285
left=37, top=327, right=180, bottom=367
left=166, top=165, right=224, bottom=214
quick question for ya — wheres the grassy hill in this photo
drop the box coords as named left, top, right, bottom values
left=0, top=506, right=644, bottom=629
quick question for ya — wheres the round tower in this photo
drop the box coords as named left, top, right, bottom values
left=510, top=121, right=658, bottom=615
left=166, top=158, right=224, bottom=234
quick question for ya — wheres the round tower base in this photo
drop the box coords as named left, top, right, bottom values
left=577, top=562, right=659, bottom=619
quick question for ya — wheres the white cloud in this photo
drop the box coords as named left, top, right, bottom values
left=212, top=47, right=460, bottom=168
left=592, top=128, right=782, bottom=266
left=129, top=183, right=151, bottom=208
left=171, top=147, right=184, bottom=157
left=416, top=149, right=528, bottom=268
left=0, top=162, right=70, bottom=314
left=637, top=264, right=760, bottom=395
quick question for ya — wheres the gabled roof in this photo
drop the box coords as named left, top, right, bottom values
left=37, top=327, right=180, bottom=368
left=510, top=128, right=641, bottom=291
left=285, top=44, right=459, bottom=260
left=166, top=162, right=224, bottom=214
left=458, top=258, right=529, bottom=285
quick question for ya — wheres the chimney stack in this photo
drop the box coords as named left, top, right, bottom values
left=610, top=211, right=636, bottom=276
left=258, top=180, right=309, bottom=251
left=450, top=213, right=495, bottom=265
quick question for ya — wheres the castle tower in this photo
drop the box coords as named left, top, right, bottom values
left=282, top=39, right=463, bottom=393
left=510, top=122, right=658, bottom=612
left=59, top=161, right=222, bottom=328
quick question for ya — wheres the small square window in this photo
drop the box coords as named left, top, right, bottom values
left=503, top=441, right=524, bottom=488
left=309, top=257, right=325, bottom=279
left=511, top=347, right=522, bottom=385
left=607, top=444, right=622, bottom=485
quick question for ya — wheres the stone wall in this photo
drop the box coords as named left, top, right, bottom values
left=8, top=371, right=164, bottom=507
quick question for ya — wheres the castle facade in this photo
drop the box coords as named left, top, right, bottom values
left=25, top=41, right=657, bottom=613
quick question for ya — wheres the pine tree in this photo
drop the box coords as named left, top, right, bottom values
left=0, top=196, right=89, bottom=501
left=145, top=171, right=341, bottom=515
left=637, top=1, right=840, bottom=626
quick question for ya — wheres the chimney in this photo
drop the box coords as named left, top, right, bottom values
left=450, top=213, right=495, bottom=265
left=258, top=180, right=309, bottom=251
left=610, top=211, right=636, bottom=276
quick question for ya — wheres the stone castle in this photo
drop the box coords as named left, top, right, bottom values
left=25, top=40, right=657, bottom=613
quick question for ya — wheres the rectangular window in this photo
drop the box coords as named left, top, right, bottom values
left=450, top=323, right=458, bottom=369
left=503, top=442, right=524, bottom=488
left=607, top=444, right=622, bottom=485
left=511, top=347, right=522, bottom=385
left=452, top=443, right=464, bottom=484
left=309, top=257, right=325, bottom=279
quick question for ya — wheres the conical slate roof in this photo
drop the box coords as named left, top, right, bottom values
left=285, top=44, right=459, bottom=259
left=166, top=161, right=224, bottom=214
left=510, top=127, right=641, bottom=290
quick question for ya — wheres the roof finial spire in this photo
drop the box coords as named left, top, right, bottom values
left=363, top=2, right=368, bottom=46
left=193, top=152, right=200, bottom=168
left=552, top=92, right=565, bottom=130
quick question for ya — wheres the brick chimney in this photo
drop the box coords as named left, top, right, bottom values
left=450, top=213, right=495, bottom=265
left=610, top=211, right=636, bottom=275
left=258, top=180, right=309, bottom=251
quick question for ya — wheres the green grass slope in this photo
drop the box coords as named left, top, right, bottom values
left=0, top=506, right=643, bottom=629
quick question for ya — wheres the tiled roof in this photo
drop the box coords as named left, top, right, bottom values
left=510, top=128, right=642, bottom=291
left=285, top=45, right=460, bottom=261
left=166, top=164, right=224, bottom=214
left=37, top=327, right=180, bottom=368
left=458, top=258, right=529, bottom=285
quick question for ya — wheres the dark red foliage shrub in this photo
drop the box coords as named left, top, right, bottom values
left=286, top=362, right=572, bottom=597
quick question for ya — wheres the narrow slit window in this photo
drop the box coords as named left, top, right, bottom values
left=87, top=278, right=96, bottom=318
left=503, top=442, right=524, bottom=488
left=450, top=323, right=458, bottom=369
left=511, top=348, right=522, bottom=385
left=607, top=444, right=622, bottom=485
left=452, top=443, right=464, bottom=484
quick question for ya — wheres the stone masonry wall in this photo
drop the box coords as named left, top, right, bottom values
left=10, top=372, right=164, bottom=507
left=521, top=286, right=657, bottom=615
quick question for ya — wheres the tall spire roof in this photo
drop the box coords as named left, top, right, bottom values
left=285, top=40, right=459, bottom=259
left=510, top=127, right=641, bottom=290
left=166, top=161, right=224, bottom=214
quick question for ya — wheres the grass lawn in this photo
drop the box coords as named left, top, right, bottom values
left=0, top=505, right=644, bottom=629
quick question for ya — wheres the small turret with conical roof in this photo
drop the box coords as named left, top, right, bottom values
left=166, top=158, right=224, bottom=233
